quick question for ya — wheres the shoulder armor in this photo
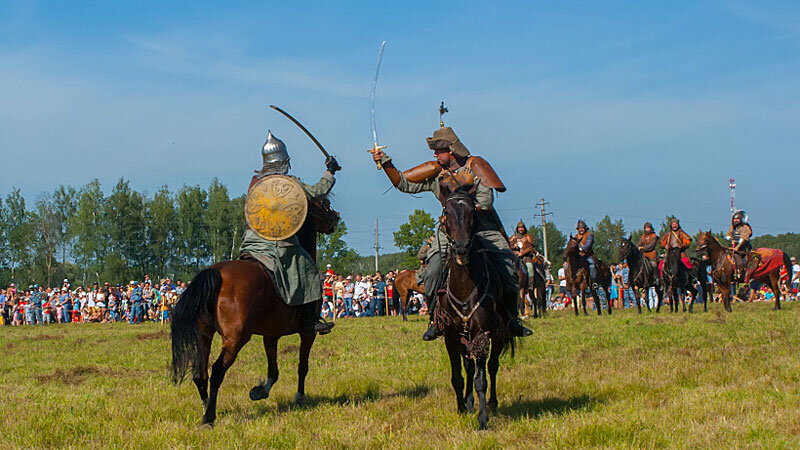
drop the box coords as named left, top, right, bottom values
left=403, top=161, right=442, bottom=183
left=467, top=156, right=506, bottom=192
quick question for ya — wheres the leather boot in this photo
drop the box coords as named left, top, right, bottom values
left=302, top=303, right=334, bottom=335
left=422, top=295, right=441, bottom=341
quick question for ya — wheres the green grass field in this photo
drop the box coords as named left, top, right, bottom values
left=2, top=303, right=799, bottom=449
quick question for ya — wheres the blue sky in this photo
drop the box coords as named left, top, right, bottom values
left=1, top=1, right=798, bottom=254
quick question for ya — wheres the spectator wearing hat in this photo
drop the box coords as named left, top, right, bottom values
left=791, top=257, right=800, bottom=292
left=343, top=276, right=354, bottom=317
left=129, top=281, right=144, bottom=324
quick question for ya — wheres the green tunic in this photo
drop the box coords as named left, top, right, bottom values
left=239, top=173, right=335, bottom=306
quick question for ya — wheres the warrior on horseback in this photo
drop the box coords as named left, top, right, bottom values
left=575, top=220, right=598, bottom=288
left=509, top=220, right=539, bottom=289
left=726, top=210, right=752, bottom=281
left=638, top=222, right=659, bottom=266
left=370, top=111, right=531, bottom=341
left=659, top=218, right=692, bottom=265
left=238, top=131, right=340, bottom=336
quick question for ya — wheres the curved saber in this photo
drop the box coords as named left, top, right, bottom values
left=269, top=105, right=330, bottom=159
left=368, top=41, right=387, bottom=170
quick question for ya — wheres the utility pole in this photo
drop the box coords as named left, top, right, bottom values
left=374, top=218, right=380, bottom=272
left=729, top=178, right=736, bottom=216
left=534, top=198, right=552, bottom=260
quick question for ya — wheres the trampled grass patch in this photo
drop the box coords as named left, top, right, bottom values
left=1, top=302, right=799, bottom=448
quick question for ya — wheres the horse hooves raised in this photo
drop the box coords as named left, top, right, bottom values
left=249, top=385, right=269, bottom=401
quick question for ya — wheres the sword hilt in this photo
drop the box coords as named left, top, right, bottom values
left=368, top=143, right=387, bottom=170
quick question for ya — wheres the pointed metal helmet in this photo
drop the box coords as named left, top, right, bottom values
left=260, top=130, right=290, bottom=176
left=732, top=210, right=747, bottom=225
left=576, top=219, right=587, bottom=231
left=516, top=219, right=527, bottom=233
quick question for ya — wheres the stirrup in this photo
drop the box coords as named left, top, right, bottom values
left=313, top=318, right=335, bottom=335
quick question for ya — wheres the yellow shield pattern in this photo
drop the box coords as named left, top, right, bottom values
left=245, top=175, right=308, bottom=241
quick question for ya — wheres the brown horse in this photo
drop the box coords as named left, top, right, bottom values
left=391, top=268, right=425, bottom=321
left=695, top=231, right=791, bottom=312
left=618, top=236, right=661, bottom=314
left=564, top=236, right=613, bottom=316
left=170, top=198, right=339, bottom=426
left=516, top=256, right=547, bottom=319
left=435, top=184, right=514, bottom=430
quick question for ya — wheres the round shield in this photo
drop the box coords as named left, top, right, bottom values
left=245, top=175, right=308, bottom=241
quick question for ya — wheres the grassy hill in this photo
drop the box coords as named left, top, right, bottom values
left=2, top=303, right=800, bottom=448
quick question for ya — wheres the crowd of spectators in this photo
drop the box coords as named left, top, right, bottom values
left=0, top=275, right=185, bottom=326
left=320, top=265, right=426, bottom=320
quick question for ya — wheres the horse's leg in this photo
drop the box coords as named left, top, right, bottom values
left=581, top=286, right=589, bottom=316
left=249, top=336, right=279, bottom=401
left=295, top=331, right=317, bottom=405
left=572, top=288, right=579, bottom=316
left=592, top=286, right=602, bottom=316
left=720, top=282, right=732, bottom=313
left=768, top=275, right=781, bottom=310
left=193, top=323, right=214, bottom=408
left=445, top=333, right=466, bottom=413
left=463, top=356, right=475, bottom=413
left=474, top=357, right=489, bottom=430
left=202, top=334, right=249, bottom=426
left=402, top=292, right=409, bottom=321
left=634, top=286, right=642, bottom=314
left=487, top=338, right=502, bottom=412
left=605, top=286, right=612, bottom=315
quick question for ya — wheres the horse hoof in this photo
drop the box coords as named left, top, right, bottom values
left=488, top=401, right=498, bottom=412
left=200, top=420, right=215, bottom=429
left=294, top=392, right=306, bottom=406
left=249, top=385, right=268, bottom=401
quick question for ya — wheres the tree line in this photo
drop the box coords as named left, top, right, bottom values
left=0, top=179, right=249, bottom=287
left=2, top=181, right=797, bottom=287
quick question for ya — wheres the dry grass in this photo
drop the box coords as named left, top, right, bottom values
left=1, top=302, right=799, bottom=448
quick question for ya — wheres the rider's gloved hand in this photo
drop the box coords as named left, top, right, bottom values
left=325, top=156, right=341, bottom=174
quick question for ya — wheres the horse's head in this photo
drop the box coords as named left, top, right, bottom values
left=441, top=181, right=477, bottom=266
left=564, top=234, right=580, bottom=259
left=618, top=235, right=634, bottom=261
left=308, top=197, right=340, bottom=235
left=694, top=229, right=712, bottom=260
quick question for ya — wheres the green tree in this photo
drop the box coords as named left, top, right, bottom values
left=206, top=178, right=231, bottom=264
left=72, top=180, right=106, bottom=284
left=528, top=221, right=567, bottom=271
left=30, top=193, right=61, bottom=285
left=53, top=185, right=77, bottom=266
left=228, top=194, right=246, bottom=260
left=104, top=178, right=146, bottom=280
left=146, top=186, right=177, bottom=277
left=4, top=189, right=32, bottom=282
left=176, top=185, right=209, bottom=273
left=592, top=215, right=626, bottom=263
left=752, top=233, right=800, bottom=260
left=393, top=209, right=436, bottom=265
left=317, top=221, right=359, bottom=273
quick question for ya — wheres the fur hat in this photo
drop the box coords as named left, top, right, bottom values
left=426, top=127, right=470, bottom=158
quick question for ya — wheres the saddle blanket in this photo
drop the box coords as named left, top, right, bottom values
left=744, top=248, right=785, bottom=283
left=658, top=257, right=693, bottom=277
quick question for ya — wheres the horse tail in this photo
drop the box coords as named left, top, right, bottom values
left=171, top=267, right=221, bottom=385
left=391, top=277, right=400, bottom=308
left=783, top=252, right=792, bottom=286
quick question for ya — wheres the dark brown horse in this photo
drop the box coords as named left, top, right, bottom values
left=435, top=184, right=514, bottom=430
left=516, top=256, right=547, bottom=319
left=391, top=268, right=425, bottom=321
left=695, top=231, right=791, bottom=312
left=564, top=236, right=613, bottom=316
left=660, top=247, right=697, bottom=313
left=170, top=198, right=339, bottom=426
left=618, top=236, right=661, bottom=314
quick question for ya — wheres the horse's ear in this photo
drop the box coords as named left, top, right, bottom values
left=569, top=233, right=573, bottom=239
left=628, top=235, right=632, bottom=242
